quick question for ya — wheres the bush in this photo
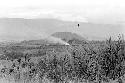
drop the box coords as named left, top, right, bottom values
left=3, top=50, right=24, bottom=60
left=98, top=36, right=125, bottom=82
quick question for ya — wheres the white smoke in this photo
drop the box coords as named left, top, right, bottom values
left=45, top=36, right=70, bottom=45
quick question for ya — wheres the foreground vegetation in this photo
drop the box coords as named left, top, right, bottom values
left=0, top=36, right=124, bottom=83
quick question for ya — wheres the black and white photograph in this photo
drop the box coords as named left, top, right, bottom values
left=0, top=0, right=124, bottom=83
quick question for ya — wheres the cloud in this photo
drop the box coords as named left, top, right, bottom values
left=0, top=8, right=88, bottom=22
left=0, top=0, right=125, bottom=24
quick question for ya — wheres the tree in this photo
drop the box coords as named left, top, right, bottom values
left=98, top=37, right=125, bottom=83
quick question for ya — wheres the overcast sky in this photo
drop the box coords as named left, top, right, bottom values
left=0, top=0, right=124, bottom=41
left=0, top=0, right=125, bottom=24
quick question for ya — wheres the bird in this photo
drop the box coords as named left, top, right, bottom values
left=78, top=24, right=80, bottom=27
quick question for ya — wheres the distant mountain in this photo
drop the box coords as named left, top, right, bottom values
left=19, top=39, right=50, bottom=45
left=2, top=32, right=87, bottom=46
left=14, top=36, right=70, bottom=46
left=0, top=18, right=122, bottom=41
left=52, top=32, right=87, bottom=41
left=51, top=32, right=89, bottom=45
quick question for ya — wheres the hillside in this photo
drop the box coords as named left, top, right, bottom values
left=0, top=18, right=122, bottom=41
left=18, top=36, right=70, bottom=46
left=51, top=32, right=87, bottom=41
left=51, top=32, right=88, bottom=45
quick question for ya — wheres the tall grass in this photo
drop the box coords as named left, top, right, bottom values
left=0, top=35, right=124, bottom=83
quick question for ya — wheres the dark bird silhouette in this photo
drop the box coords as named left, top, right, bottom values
left=78, top=24, right=80, bottom=27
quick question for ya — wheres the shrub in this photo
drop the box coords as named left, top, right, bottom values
left=98, top=36, right=125, bottom=82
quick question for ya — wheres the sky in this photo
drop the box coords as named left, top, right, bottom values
left=0, top=0, right=124, bottom=40
left=0, top=0, right=125, bottom=24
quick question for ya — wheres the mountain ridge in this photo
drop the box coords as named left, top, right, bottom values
left=0, top=18, right=122, bottom=41
left=51, top=32, right=87, bottom=41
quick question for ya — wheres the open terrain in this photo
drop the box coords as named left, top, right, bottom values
left=0, top=32, right=124, bottom=83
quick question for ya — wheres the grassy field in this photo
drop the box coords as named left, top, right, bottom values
left=0, top=37, right=124, bottom=83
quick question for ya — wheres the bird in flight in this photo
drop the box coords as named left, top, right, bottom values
left=78, top=24, right=80, bottom=27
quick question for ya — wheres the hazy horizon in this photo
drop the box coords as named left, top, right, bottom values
left=0, top=0, right=124, bottom=41
left=0, top=18, right=123, bottom=42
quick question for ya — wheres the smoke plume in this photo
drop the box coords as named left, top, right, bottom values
left=45, top=36, right=70, bottom=45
